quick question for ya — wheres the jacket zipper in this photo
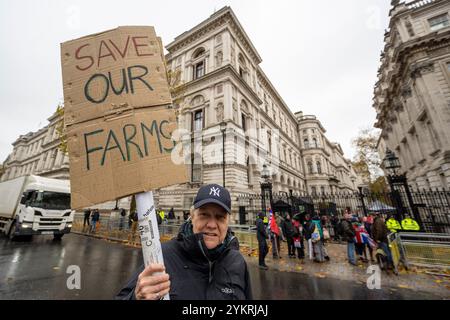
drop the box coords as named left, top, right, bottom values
left=198, top=240, right=214, bottom=284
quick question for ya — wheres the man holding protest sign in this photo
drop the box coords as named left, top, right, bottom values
left=116, top=184, right=253, bottom=300
left=61, top=26, right=190, bottom=301
left=61, top=26, right=251, bottom=301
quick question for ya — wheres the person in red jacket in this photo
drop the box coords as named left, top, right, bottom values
left=292, top=214, right=305, bottom=260
left=353, top=217, right=369, bottom=263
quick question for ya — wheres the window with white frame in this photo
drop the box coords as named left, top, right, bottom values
left=194, top=61, right=204, bottom=79
left=238, top=53, right=248, bottom=82
left=304, top=138, right=309, bottom=149
left=307, top=161, right=313, bottom=174
left=241, top=113, right=247, bottom=131
left=193, top=110, right=203, bottom=132
left=191, top=152, right=202, bottom=182
left=192, top=48, right=206, bottom=80
left=428, top=13, right=450, bottom=31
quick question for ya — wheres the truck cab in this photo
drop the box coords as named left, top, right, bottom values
left=6, top=176, right=72, bottom=240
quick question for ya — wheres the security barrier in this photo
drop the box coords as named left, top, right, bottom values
left=396, top=232, right=450, bottom=269
left=72, top=214, right=259, bottom=254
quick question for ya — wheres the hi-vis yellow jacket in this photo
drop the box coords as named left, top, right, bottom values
left=386, top=218, right=402, bottom=233
left=401, top=217, right=420, bottom=231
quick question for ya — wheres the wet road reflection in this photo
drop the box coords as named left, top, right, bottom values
left=0, top=234, right=446, bottom=300
left=0, top=234, right=141, bottom=299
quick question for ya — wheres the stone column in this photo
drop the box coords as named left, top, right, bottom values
left=223, top=82, right=233, bottom=121
left=222, top=31, right=231, bottom=65
left=414, top=63, right=450, bottom=147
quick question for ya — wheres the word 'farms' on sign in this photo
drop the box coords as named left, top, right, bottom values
left=83, top=117, right=175, bottom=170
left=66, top=107, right=187, bottom=210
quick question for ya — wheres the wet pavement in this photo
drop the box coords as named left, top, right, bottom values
left=248, top=263, right=445, bottom=300
left=0, top=233, right=448, bottom=300
left=0, top=233, right=141, bottom=299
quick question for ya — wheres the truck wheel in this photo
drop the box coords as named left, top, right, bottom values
left=53, top=234, right=64, bottom=241
left=8, top=223, right=17, bottom=241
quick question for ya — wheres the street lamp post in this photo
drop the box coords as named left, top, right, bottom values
left=260, top=164, right=273, bottom=216
left=383, top=148, right=422, bottom=226
left=357, top=186, right=368, bottom=217
left=220, top=121, right=227, bottom=188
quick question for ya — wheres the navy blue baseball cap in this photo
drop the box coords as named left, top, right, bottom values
left=193, top=184, right=231, bottom=214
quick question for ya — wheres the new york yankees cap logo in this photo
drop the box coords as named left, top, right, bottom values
left=194, top=184, right=231, bottom=213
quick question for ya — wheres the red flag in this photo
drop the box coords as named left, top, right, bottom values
left=269, top=208, right=280, bottom=236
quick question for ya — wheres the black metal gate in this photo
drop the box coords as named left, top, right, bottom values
left=236, top=189, right=450, bottom=233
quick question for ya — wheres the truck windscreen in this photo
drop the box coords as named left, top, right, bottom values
left=33, top=191, right=71, bottom=210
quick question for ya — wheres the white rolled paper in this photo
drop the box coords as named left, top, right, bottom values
left=136, top=191, right=170, bottom=300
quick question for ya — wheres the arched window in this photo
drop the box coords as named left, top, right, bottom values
left=312, top=138, right=317, bottom=148
left=307, top=161, right=313, bottom=174
left=304, top=138, right=309, bottom=149
left=192, top=48, right=205, bottom=59
left=316, top=161, right=322, bottom=174
left=192, top=48, right=206, bottom=80
left=238, top=53, right=248, bottom=81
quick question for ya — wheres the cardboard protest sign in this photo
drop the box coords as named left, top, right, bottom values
left=61, top=26, right=187, bottom=209
left=66, top=106, right=187, bottom=210
left=61, top=26, right=171, bottom=128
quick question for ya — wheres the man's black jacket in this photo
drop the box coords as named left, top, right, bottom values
left=115, top=223, right=252, bottom=300
left=281, top=219, right=296, bottom=238
left=256, top=217, right=268, bottom=242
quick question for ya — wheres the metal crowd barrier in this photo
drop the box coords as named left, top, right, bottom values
left=72, top=213, right=180, bottom=245
left=72, top=214, right=259, bottom=254
left=395, top=232, right=450, bottom=269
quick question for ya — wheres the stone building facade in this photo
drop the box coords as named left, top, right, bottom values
left=1, top=7, right=361, bottom=222
left=0, top=113, right=128, bottom=210
left=156, top=7, right=361, bottom=221
left=1, top=112, right=69, bottom=182
left=296, top=112, right=361, bottom=194
left=374, top=0, right=450, bottom=189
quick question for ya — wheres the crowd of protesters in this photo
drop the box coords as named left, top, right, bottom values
left=256, top=206, right=420, bottom=271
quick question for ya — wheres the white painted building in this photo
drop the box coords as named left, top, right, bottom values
left=374, top=0, right=450, bottom=189
left=1, top=7, right=362, bottom=222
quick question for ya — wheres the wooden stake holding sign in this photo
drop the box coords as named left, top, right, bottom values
left=61, top=26, right=187, bottom=301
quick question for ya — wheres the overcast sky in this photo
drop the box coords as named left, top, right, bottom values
left=0, top=0, right=392, bottom=163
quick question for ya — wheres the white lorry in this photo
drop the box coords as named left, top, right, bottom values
left=0, top=175, right=73, bottom=240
